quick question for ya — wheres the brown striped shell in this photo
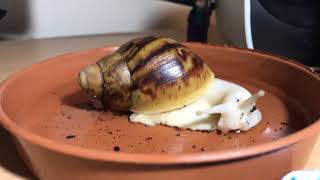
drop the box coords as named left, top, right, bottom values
left=78, top=36, right=215, bottom=114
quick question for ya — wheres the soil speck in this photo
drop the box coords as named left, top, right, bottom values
left=113, top=146, right=120, bottom=152
left=216, top=130, right=222, bottom=135
left=65, top=135, right=76, bottom=139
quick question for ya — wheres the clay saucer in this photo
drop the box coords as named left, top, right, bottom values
left=0, top=43, right=319, bottom=180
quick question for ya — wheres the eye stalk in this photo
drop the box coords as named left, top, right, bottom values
left=197, top=90, right=265, bottom=116
left=240, top=90, right=265, bottom=109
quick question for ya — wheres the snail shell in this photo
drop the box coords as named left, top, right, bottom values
left=79, top=36, right=215, bottom=114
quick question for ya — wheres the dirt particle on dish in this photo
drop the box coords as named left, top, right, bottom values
left=228, top=136, right=232, bottom=139
left=201, top=148, right=205, bottom=151
left=97, top=116, right=104, bottom=121
left=116, top=129, right=121, bottom=132
left=145, top=137, right=152, bottom=140
left=266, top=122, right=270, bottom=125
left=67, top=116, right=72, bottom=119
left=108, top=132, right=113, bottom=135
left=161, top=150, right=165, bottom=152
left=192, top=145, right=196, bottom=149
left=251, top=140, right=255, bottom=143
left=281, top=122, right=289, bottom=126
left=113, top=137, right=116, bottom=139
left=130, top=145, right=134, bottom=148
left=216, top=130, right=222, bottom=135
left=113, top=146, right=120, bottom=152
left=176, top=133, right=181, bottom=136
left=236, top=99, right=240, bottom=102
left=60, top=111, right=65, bottom=116
left=65, top=135, right=76, bottom=139
left=279, top=127, right=283, bottom=130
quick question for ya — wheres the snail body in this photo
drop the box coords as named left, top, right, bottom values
left=79, top=36, right=214, bottom=114
left=130, top=78, right=264, bottom=133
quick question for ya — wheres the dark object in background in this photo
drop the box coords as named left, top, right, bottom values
left=187, top=0, right=213, bottom=43
left=164, top=0, right=215, bottom=43
left=215, top=0, right=318, bottom=67
left=251, top=0, right=318, bottom=67
left=0, top=9, right=7, bottom=20
left=187, top=0, right=216, bottom=43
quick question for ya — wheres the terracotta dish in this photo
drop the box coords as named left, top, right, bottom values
left=0, top=43, right=319, bottom=180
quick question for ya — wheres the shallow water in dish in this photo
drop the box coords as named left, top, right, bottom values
left=18, top=78, right=310, bottom=154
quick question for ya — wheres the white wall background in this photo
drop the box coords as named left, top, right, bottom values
left=0, top=0, right=216, bottom=40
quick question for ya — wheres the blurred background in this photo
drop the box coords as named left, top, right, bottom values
left=0, top=0, right=317, bottom=66
left=0, top=0, right=218, bottom=41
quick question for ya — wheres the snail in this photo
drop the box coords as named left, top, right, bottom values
left=79, top=36, right=264, bottom=133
